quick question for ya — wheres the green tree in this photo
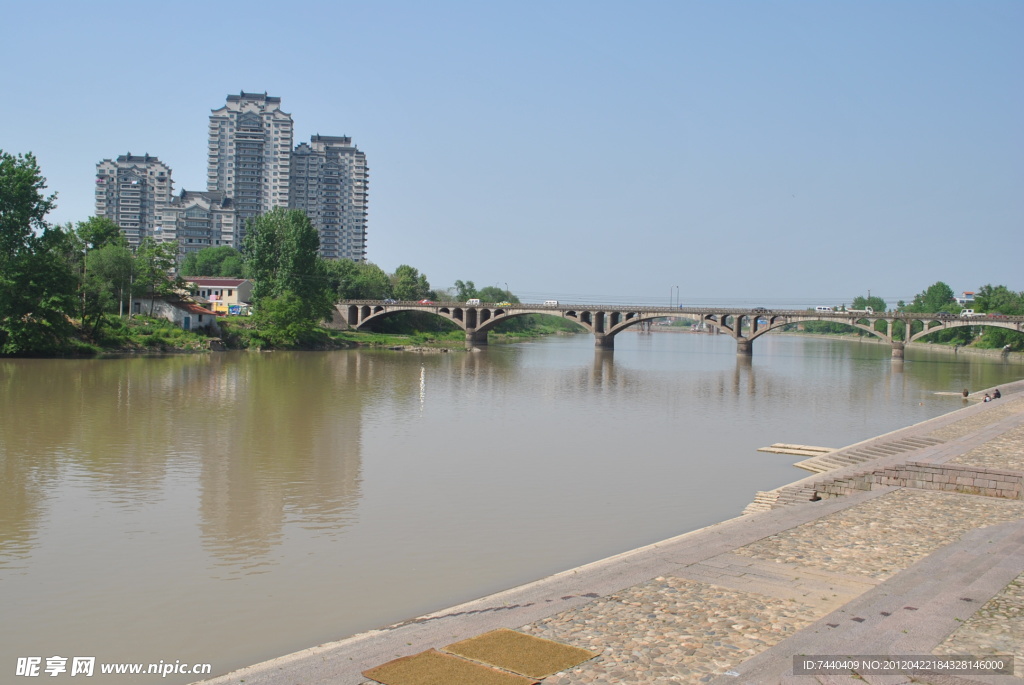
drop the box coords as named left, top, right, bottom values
left=180, top=245, right=246, bottom=278
left=250, top=292, right=320, bottom=347
left=89, top=242, right=136, bottom=318
left=0, top=151, right=77, bottom=354
left=453, top=280, right=478, bottom=300
left=322, top=257, right=360, bottom=299
left=477, top=286, right=516, bottom=303
left=973, top=284, right=1024, bottom=351
left=849, top=294, right=888, bottom=313
left=76, top=216, right=123, bottom=251
left=906, top=282, right=955, bottom=313
left=973, top=284, right=1024, bottom=315
left=349, top=262, right=392, bottom=300
left=391, top=264, right=433, bottom=301
left=242, top=209, right=334, bottom=344
left=134, top=238, right=183, bottom=316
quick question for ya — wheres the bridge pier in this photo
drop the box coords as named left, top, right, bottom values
left=466, top=330, right=488, bottom=348
left=736, top=339, right=752, bottom=356
left=594, top=333, right=614, bottom=349
left=891, top=341, right=905, bottom=359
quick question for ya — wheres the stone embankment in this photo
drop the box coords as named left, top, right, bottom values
left=198, top=381, right=1024, bottom=685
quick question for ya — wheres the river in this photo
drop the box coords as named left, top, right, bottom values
left=1, top=332, right=1021, bottom=683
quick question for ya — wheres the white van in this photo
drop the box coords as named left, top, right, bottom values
left=543, top=300, right=559, bottom=306
left=815, top=306, right=834, bottom=312
left=466, top=298, right=481, bottom=306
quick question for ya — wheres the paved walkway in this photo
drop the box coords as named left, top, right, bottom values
left=198, top=383, right=1024, bottom=685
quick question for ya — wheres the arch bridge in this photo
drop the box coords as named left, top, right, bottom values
left=338, top=301, right=1023, bottom=357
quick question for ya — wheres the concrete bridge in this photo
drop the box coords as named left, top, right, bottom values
left=338, top=301, right=1024, bottom=357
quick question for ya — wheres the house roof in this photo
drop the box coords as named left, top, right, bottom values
left=174, top=302, right=215, bottom=316
left=186, top=278, right=249, bottom=287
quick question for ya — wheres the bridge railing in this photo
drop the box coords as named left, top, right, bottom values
left=338, top=301, right=1022, bottom=322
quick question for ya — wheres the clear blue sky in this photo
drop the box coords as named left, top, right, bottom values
left=3, top=1, right=1021, bottom=307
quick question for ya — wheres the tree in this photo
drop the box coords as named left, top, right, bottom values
left=0, top=151, right=77, bottom=354
left=89, top=242, right=136, bottom=318
left=180, top=245, right=246, bottom=278
left=906, top=282, right=955, bottom=314
left=453, top=280, right=478, bottom=300
left=134, top=238, right=183, bottom=316
left=242, top=209, right=334, bottom=344
left=349, top=262, right=392, bottom=300
left=973, top=284, right=1024, bottom=351
left=849, top=294, right=887, bottom=313
left=478, top=286, right=516, bottom=303
left=391, top=264, right=433, bottom=301
left=973, top=284, right=1024, bottom=316
left=76, top=216, right=123, bottom=251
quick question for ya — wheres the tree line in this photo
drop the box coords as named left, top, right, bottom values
left=0, top=149, right=526, bottom=353
left=1, top=151, right=181, bottom=354
left=5, top=149, right=1018, bottom=353
left=800, top=281, right=1024, bottom=350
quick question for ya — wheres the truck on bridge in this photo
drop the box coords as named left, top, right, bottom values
left=845, top=306, right=874, bottom=315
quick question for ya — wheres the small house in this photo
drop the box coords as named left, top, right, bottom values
left=184, top=278, right=253, bottom=314
left=131, top=297, right=220, bottom=333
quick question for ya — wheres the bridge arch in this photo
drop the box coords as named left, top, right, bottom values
left=339, top=301, right=1022, bottom=355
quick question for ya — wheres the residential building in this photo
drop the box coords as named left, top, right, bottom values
left=95, top=154, right=173, bottom=248
left=207, top=92, right=294, bottom=241
left=156, top=190, right=237, bottom=257
left=955, top=291, right=976, bottom=306
left=290, top=135, right=369, bottom=261
left=97, top=93, right=371, bottom=263
left=130, top=297, right=219, bottom=333
left=184, top=278, right=253, bottom=314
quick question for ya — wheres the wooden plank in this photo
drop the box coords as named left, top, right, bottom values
left=771, top=443, right=834, bottom=452
left=757, top=447, right=832, bottom=456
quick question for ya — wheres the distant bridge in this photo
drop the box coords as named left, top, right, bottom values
left=338, top=301, right=1023, bottom=357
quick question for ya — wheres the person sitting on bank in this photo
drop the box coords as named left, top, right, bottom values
left=983, top=394, right=992, bottom=402
left=993, top=388, right=1002, bottom=399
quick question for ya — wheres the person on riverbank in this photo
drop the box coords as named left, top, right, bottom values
left=993, top=388, right=1002, bottom=399
left=984, top=394, right=992, bottom=402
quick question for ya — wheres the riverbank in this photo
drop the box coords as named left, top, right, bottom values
left=197, top=380, right=1024, bottom=684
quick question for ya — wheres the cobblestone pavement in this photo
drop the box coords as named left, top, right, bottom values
left=950, top=421, right=1024, bottom=471
left=496, top=489, right=1024, bottom=684
left=735, top=489, right=1024, bottom=580
left=520, top=577, right=822, bottom=684
left=933, top=571, right=1024, bottom=665
left=927, top=395, right=1024, bottom=441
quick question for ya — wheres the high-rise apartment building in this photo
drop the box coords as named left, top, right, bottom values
left=96, top=93, right=370, bottom=264
left=290, top=135, right=369, bottom=261
left=155, top=191, right=237, bottom=257
left=207, top=92, right=293, bottom=241
left=94, top=154, right=173, bottom=248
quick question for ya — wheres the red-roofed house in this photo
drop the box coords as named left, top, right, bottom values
left=184, top=278, right=253, bottom=314
left=955, top=291, right=976, bottom=306
left=130, top=297, right=220, bottom=333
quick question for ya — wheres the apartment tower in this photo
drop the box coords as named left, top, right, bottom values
left=207, top=92, right=293, bottom=241
left=290, top=135, right=369, bottom=261
left=94, top=154, right=173, bottom=248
